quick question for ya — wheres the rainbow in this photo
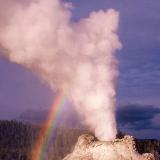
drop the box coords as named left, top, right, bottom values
left=31, top=91, right=67, bottom=160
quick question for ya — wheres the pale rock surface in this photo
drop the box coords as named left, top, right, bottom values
left=63, top=134, right=155, bottom=160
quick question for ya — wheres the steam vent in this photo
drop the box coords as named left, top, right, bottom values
left=63, top=134, right=155, bottom=160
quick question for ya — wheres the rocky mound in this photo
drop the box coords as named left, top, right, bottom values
left=63, top=134, right=155, bottom=160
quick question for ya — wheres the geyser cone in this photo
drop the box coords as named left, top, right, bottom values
left=63, top=134, right=155, bottom=160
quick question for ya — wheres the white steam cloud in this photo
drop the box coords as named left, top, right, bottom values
left=0, top=0, right=122, bottom=141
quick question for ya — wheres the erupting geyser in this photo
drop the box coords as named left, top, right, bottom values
left=0, top=0, right=122, bottom=141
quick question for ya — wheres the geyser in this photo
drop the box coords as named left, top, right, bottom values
left=0, top=0, right=122, bottom=141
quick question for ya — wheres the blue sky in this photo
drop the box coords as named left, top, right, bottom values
left=0, top=0, right=160, bottom=139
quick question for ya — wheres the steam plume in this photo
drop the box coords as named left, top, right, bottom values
left=0, top=0, right=122, bottom=141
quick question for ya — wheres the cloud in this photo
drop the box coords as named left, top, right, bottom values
left=117, top=104, right=160, bottom=130
left=151, top=113, right=160, bottom=128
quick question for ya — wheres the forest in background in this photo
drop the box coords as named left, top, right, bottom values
left=0, top=120, right=159, bottom=160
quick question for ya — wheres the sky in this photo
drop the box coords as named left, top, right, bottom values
left=0, top=0, right=160, bottom=139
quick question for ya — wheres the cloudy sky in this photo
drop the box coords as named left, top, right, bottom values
left=0, top=0, right=160, bottom=139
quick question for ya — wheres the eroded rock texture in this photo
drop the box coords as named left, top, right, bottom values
left=63, top=134, right=155, bottom=160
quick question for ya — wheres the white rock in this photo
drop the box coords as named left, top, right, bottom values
left=63, top=134, right=155, bottom=160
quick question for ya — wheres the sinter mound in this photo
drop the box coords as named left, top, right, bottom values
left=63, top=134, right=155, bottom=160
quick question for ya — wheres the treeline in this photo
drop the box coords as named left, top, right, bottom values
left=0, top=120, right=89, bottom=160
left=136, top=139, right=160, bottom=160
left=0, top=120, right=159, bottom=160
left=0, top=120, right=39, bottom=160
